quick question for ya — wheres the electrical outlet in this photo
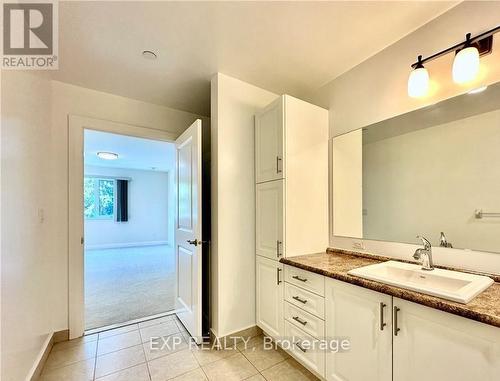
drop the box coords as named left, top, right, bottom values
left=352, top=241, right=365, bottom=251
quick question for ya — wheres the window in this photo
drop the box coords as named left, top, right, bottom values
left=84, top=177, right=115, bottom=219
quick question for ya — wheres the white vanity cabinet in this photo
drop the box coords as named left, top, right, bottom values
left=255, top=95, right=328, bottom=341
left=255, top=94, right=328, bottom=259
left=255, top=98, right=284, bottom=183
left=393, top=298, right=500, bottom=381
left=283, top=265, right=326, bottom=379
left=256, top=180, right=284, bottom=260
left=325, top=278, right=392, bottom=381
left=256, top=256, right=284, bottom=339
left=282, top=267, right=500, bottom=381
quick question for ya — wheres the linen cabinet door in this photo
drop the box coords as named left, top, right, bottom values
left=325, top=278, right=392, bottom=381
left=393, top=298, right=500, bottom=381
left=256, top=255, right=284, bottom=339
left=255, top=97, right=284, bottom=183
left=256, top=180, right=284, bottom=260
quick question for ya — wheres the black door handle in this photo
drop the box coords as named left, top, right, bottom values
left=187, top=239, right=207, bottom=246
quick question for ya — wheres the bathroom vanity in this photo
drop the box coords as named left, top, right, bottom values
left=254, top=84, right=500, bottom=380
left=280, top=250, right=500, bottom=381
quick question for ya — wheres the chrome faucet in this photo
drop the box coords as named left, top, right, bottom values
left=413, top=236, right=434, bottom=271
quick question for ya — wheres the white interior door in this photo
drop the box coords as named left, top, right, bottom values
left=175, top=119, right=203, bottom=343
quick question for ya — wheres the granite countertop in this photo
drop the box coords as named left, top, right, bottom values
left=280, top=249, right=500, bottom=328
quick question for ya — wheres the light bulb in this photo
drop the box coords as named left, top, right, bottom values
left=408, top=67, right=429, bottom=98
left=452, top=46, right=480, bottom=84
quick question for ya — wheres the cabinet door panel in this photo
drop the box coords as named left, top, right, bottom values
left=285, top=320, right=325, bottom=378
left=285, top=282, right=325, bottom=319
left=393, top=298, right=500, bottom=381
left=285, top=265, right=324, bottom=296
left=255, top=97, right=284, bottom=183
left=256, top=180, right=284, bottom=260
left=256, top=256, right=284, bottom=339
left=284, top=301, right=325, bottom=340
left=325, top=279, right=392, bottom=381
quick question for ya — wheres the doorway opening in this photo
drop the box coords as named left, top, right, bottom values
left=83, top=130, right=176, bottom=331
left=69, top=117, right=208, bottom=342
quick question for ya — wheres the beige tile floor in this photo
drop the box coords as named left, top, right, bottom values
left=40, top=315, right=319, bottom=381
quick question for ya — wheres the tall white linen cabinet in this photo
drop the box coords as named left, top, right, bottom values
left=255, top=94, right=329, bottom=339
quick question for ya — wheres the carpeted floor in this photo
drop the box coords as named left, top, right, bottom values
left=84, top=245, right=176, bottom=330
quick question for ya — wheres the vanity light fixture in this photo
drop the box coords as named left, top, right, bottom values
left=407, top=25, right=499, bottom=98
left=408, top=55, right=429, bottom=98
left=452, top=33, right=480, bottom=84
left=97, top=151, right=119, bottom=160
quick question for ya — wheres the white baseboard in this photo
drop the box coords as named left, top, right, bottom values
left=85, top=240, right=170, bottom=250
left=212, top=324, right=261, bottom=340
left=26, top=333, right=52, bottom=381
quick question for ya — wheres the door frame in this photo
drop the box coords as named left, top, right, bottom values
left=68, top=115, right=177, bottom=339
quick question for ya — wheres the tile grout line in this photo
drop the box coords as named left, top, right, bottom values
left=189, top=340, right=210, bottom=381
left=138, top=326, right=153, bottom=381
left=92, top=336, right=99, bottom=380
left=94, top=320, right=179, bottom=358
left=235, top=336, right=290, bottom=380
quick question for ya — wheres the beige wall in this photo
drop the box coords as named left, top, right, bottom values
left=84, top=165, right=171, bottom=248
left=1, top=71, right=55, bottom=381
left=320, top=1, right=500, bottom=273
left=50, top=82, right=208, bottom=332
left=1, top=77, right=208, bottom=379
left=210, top=73, right=278, bottom=337
left=309, top=1, right=500, bottom=137
left=363, top=108, right=500, bottom=253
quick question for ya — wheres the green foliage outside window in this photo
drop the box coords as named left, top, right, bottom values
left=84, top=177, right=115, bottom=219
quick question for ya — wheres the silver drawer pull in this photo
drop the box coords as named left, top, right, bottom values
left=292, top=295, right=307, bottom=304
left=394, top=306, right=401, bottom=336
left=292, top=275, right=308, bottom=282
left=379, top=302, right=387, bottom=331
left=295, top=341, right=307, bottom=353
left=292, top=316, right=307, bottom=326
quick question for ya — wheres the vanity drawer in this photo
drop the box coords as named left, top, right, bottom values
left=285, top=265, right=324, bottom=296
left=284, top=283, right=325, bottom=319
left=284, top=301, right=324, bottom=339
left=284, top=320, right=325, bottom=378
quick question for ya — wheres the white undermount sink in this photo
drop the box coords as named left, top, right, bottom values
left=347, top=261, right=493, bottom=304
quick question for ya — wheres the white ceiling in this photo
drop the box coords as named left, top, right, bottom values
left=55, top=1, right=458, bottom=116
left=84, top=130, right=175, bottom=172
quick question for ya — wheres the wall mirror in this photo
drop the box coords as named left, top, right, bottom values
left=332, top=81, right=500, bottom=253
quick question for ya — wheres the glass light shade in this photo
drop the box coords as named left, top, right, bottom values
left=452, top=46, right=480, bottom=84
left=97, top=151, right=119, bottom=160
left=408, top=67, right=429, bottom=98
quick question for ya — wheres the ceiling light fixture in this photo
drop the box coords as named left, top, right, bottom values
left=467, top=86, right=488, bottom=95
left=142, top=50, right=157, bottom=60
left=407, top=25, right=499, bottom=98
left=408, top=55, right=429, bottom=98
left=97, top=151, right=119, bottom=160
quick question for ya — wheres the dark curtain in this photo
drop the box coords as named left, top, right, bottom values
left=116, top=179, right=128, bottom=222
